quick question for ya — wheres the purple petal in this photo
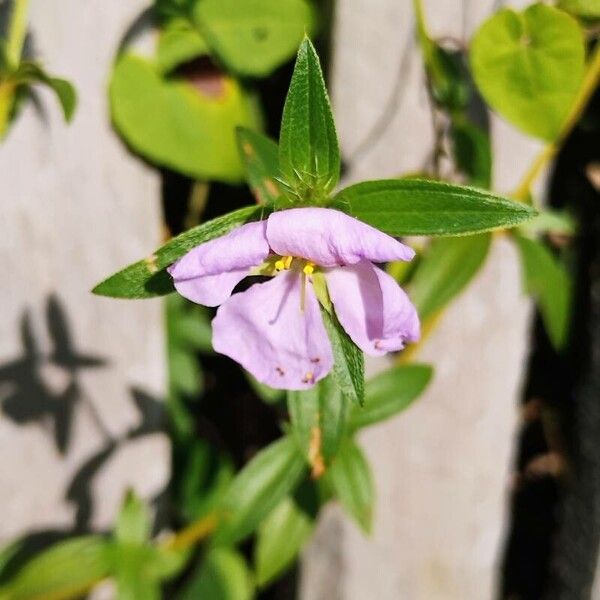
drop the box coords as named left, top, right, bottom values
left=168, top=221, right=269, bottom=306
left=212, top=271, right=333, bottom=390
left=325, top=261, right=420, bottom=356
left=170, top=269, right=250, bottom=307
left=266, top=208, right=414, bottom=267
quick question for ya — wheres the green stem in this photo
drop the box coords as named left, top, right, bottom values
left=412, top=0, right=435, bottom=64
left=6, top=0, right=30, bottom=68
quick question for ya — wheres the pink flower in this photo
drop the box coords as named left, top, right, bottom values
left=168, top=208, right=420, bottom=390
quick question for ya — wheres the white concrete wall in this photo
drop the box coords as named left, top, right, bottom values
left=0, top=0, right=168, bottom=540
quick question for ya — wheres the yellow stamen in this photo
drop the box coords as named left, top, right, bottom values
left=275, top=255, right=293, bottom=271
left=303, top=262, right=315, bottom=275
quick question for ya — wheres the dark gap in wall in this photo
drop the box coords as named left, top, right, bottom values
left=500, top=79, right=600, bottom=599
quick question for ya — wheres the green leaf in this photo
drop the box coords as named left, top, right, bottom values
left=167, top=294, right=213, bottom=352
left=350, top=365, right=433, bottom=430
left=428, top=46, right=470, bottom=112
left=0, top=537, right=111, bottom=599
left=110, top=544, right=188, bottom=600
left=236, top=127, right=283, bottom=205
left=287, top=376, right=348, bottom=465
left=333, top=179, right=536, bottom=236
left=110, top=53, right=261, bottom=182
left=93, top=205, right=266, bottom=299
left=558, top=0, right=600, bottom=17
left=175, top=439, right=235, bottom=523
left=192, top=0, right=315, bottom=77
left=214, top=436, right=307, bottom=546
left=0, top=541, right=21, bottom=580
left=470, top=3, right=585, bottom=141
left=321, top=308, right=365, bottom=406
left=514, top=234, right=572, bottom=350
left=169, top=346, right=203, bottom=396
left=410, top=234, right=492, bottom=321
left=519, top=209, right=576, bottom=236
left=14, top=62, right=77, bottom=122
left=116, top=490, right=151, bottom=545
left=451, top=120, right=492, bottom=189
left=279, top=37, right=340, bottom=202
left=255, top=494, right=315, bottom=587
left=326, top=439, right=374, bottom=534
left=113, top=548, right=161, bottom=600
left=111, top=493, right=189, bottom=599
left=178, top=548, right=254, bottom=600
left=157, top=18, right=209, bottom=74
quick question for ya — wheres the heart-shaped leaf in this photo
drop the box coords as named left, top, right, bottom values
left=193, top=0, right=316, bottom=77
left=110, top=53, right=262, bottom=182
left=470, top=4, right=585, bottom=141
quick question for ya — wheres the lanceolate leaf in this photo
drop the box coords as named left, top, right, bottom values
left=350, top=364, right=433, bottom=430
left=213, top=436, right=307, bottom=546
left=326, top=438, right=374, bottom=534
left=93, top=205, right=266, bottom=299
left=236, top=127, right=283, bottom=205
left=279, top=37, right=340, bottom=202
left=116, top=491, right=151, bottom=545
left=470, top=4, right=585, bottom=141
left=333, top=179, right=536, bottom=236
left=178, top=548, right=254, bottom=600
left=451, top=120, right=492, bottom=189
left=514, top=234, right=572, bottom=350
left=0, top=537, right=111, bottom=599
left=321, top=308, right=365, bottom=406
left=255, top=494, right=315, bottom=587
left=14, top=61, right=77, bottom=122
left=410, top=233, right=492, bottom=321
left=288, top=376, right=348, bottom=469
left=193, top=0, right=315, bottom=77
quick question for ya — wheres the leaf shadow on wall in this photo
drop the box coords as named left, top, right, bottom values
left=0, top=294, right=167, bottom=576
left=0, top=294, right=107, bottom=454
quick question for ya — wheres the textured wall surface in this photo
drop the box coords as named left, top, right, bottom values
left=0, top=0, right=168, bottom=541
left=301, top=0, right=540, bottom=598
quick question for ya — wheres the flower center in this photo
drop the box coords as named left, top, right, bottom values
left=274, top=255, right=315, bottom=275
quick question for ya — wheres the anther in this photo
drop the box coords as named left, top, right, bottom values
left=275, top=366, right=285, bottom=376
left=302, top=371, right=315, bottom=384
left=275, top=256, right=293, bottom=271
left=303, top=262, right=315, bottom=275
left=311, top=357, right=320, bottom=364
